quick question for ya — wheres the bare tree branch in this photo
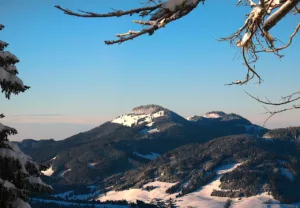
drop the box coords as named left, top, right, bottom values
left=263, top=0, right=300, bottom=31
left=55, top=1, right=203, bottom=45
left=54, top=4, right=161, bottom=18
left=245, top=91, right=300, bottom=105
left=263, top=105, right=300, bottom=126
left=55, top=0, right=300, bottom=121
left=256, top=23, right=299, bottom=53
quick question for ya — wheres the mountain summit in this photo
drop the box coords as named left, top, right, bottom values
left=16, top=105, right=267, bottom=187
left=111, top=104, right=187, bottom=128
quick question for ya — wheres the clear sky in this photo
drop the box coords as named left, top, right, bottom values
left=1, top=0, right=299, bottom=141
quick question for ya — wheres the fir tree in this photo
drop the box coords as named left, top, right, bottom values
left=0, top=24, right=52, bottom=208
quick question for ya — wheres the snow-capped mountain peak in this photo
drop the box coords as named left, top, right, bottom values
left=202, top=111, right=226, bottom=119
left=111, top=105, right=167, bottom=127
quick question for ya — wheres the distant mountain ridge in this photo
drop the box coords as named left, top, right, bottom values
left=15, top=105, right=267, bottom=187
left=263, top=126, right=300, bottom=141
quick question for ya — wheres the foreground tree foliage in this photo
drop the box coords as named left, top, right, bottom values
left=55, top=0, right=299, bottom=121
left=0, top=24, right=52, bottom=208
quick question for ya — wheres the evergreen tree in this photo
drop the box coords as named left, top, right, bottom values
left=0, top=24, right=52, bottom=208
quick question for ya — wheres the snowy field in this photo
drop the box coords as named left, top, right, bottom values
left=45, top=161, right=300, bottom=208
left=98, top=163, right=300, bottom=208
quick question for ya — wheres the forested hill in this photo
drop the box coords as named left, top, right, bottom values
left=15, top=105, right=267, bottom=186
left=106, top=134, right=300, bottom=204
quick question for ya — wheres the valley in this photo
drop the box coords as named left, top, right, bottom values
left=14, top=105, right=300, bottom=207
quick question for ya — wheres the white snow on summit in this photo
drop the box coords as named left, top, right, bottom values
left=203, top=112, right=222, bottom=119
left=112, top=110, right=165, bottom=127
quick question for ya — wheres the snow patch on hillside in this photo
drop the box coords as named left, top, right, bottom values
left=98, top=163, right=241, bottom=207
left=59, top=169, right=71, bottom=177
left=140, top=127, right=160, bottom=135
left=231, top=193, right=284, bottom=208
left=263, top=134, right=274, bottom=141
left=175, top=163, right=242, bottom=208
left=133, top=152, right=161, bottom=160
left=50, top=156, right=57, bottom=161
left=98, top=181, right=176, bottom=203
left=112, top=111, right=165, bottom=127
left=41, top=165, right=54, bottom=176
left=88, top=162, right=98, bottom=169
left=148, top=128, right=160, bottom=134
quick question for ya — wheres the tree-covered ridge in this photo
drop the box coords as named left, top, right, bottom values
left=263, top=126, right=300, bottom=141
left=16, top=108, right=266, bottom=187
left=106, top=134, right=300, bottom=203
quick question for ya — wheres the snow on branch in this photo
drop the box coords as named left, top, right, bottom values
left=55, top=0, right=203, bottom=44
left=0, top=67, right=29, bottom=99
left=0, top=141, right=53, bottom=191
left=0, top=25, right=30, bottom=99
left=55, top=1, right=300, bottom=118
left=220, top=0, right=299, bottom=86
left=0, top=123, right=17, bottom=142
left=55, top=0, right=299, bottom=86
left=0, top=40, right=9, bottom=51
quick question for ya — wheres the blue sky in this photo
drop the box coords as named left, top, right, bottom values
left=1, top=0, right=299, bottom=140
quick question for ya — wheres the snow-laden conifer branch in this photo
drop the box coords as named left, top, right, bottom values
left=0, top=24, right=51, bottom=208
left=0, top=141, right=53, bottom=207
left=55, top=0, right=203, bottom=45
left=0, top=25, right=29, bottom=99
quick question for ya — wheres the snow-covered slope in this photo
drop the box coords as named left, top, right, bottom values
left=97, top=163, right=297, bottom=207
left=111, top=104, right=187, bottom=132
left=112, top=110, right=165, bottom=127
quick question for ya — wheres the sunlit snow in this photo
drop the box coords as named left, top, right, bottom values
left=112, top=111, right=165, bottom=127
left=41, top=165, right=54, bottom=176
left=133, top=152, right=161, bottom=160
